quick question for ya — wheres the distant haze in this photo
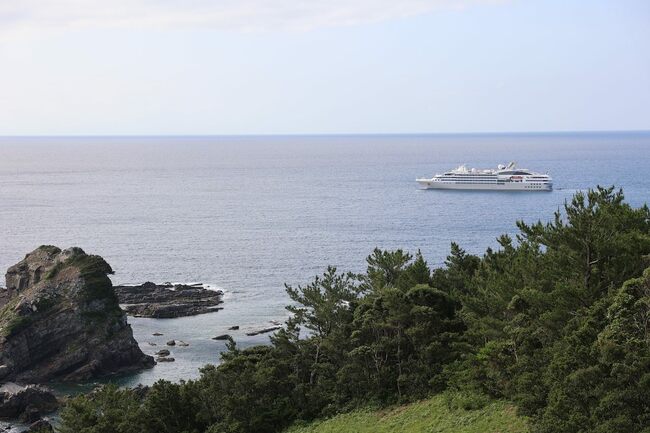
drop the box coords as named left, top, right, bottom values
left=0, top=0, right=649, bottom=135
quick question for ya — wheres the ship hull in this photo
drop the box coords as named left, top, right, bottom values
left=416, top=180, right=552, bottom=191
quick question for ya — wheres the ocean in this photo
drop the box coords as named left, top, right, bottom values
left=1, top=132, right=649, bottom=387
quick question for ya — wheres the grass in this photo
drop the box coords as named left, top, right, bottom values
left=0, top=297, right=22, bottom=337
left=4, top=315, right=32, bottom=336
left=46, top=252, right=117, bottom=303
left=45, top=261, right=65, bottom=280
left=284, top=393, right=529, bottom=433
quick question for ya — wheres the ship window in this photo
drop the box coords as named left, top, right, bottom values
left=500, top=170, right=531, bottom=175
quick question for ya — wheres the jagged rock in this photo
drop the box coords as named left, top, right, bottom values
left=245, top=326, right=282, bottom=336
left=0, top=383, right=58, bottom=420
left=166, top=340, right=175, bottom=346
left=212, top=334, right=231, bottom=340
left=27, top=418, right=53, bottom=432
left=114, top=282, right=223, bottom=318
left=0, top=246, right=154, bottom=382
left=177, top=340, right=189, bottom=347
left=156, top=357, right=175, bottom=362
left=156, top=349, right=170, bottom=357
left=228, top=325, right=239, bottom=330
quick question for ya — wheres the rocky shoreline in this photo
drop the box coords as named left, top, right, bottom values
left=0, top=246, right=291, bottom=431
left=114, top=282, right=223, bottom=318
left=0, top=383, right=58, bottom=431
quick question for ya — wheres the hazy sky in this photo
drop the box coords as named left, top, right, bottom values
left=0, top=0, right=648, bottom=135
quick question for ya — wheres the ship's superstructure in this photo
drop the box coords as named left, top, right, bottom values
left=416, top=162, right=552, bottom=191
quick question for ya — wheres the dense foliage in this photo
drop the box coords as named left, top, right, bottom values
left=59, top=187, right=650, bottom=433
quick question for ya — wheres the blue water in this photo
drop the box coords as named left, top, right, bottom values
left=0, top=132, right=648, bottom=387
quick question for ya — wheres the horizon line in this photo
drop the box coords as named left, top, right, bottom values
left=1, top=129, right=650, bottom=139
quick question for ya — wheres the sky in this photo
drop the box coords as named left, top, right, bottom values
left=0, top=0, right=648, bottom=135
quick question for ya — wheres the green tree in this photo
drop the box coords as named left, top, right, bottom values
left=56, top=187, right=650, bottom=433
left=59, top=385, right=143, bottom=433
left=456, top=186, right=650, bottom=418
left=364, top=248, right=413, bottom=290
left=431, top=242, right=480, bottom=298
left=538, top=269, right=650, bottom=433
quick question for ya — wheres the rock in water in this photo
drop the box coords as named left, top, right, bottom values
left=0, top=246, right=154, bottom=382
left=156, top=357, right=175, bottom=362
left=212, top=334, right=231, bottom=340
left=114, top=282, right=224, bottom=318
left=245, top=326, right=282, bottom=336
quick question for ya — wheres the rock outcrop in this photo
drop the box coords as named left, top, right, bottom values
left=114, top=282, right=223, bottom=318
left=1, top=246, right=68, bottom=306
left=0, top=383, right=58, bottom=421
left=0, top=246, right=154, bottom=383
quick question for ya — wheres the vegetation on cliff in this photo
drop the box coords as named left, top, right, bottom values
left=0, top=246, right=153, bottom=382
left=58, top=187, right=650, bottom=433
left=45, top=250, right=117, bottom=303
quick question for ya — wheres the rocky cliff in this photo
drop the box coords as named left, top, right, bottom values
left=0, top=246, right=154, bottom=382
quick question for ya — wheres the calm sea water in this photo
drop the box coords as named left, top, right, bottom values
left=0, top=132, right=649, bottom=387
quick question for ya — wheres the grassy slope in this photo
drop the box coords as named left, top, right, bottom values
left=285, top=394, right=528, bottom=433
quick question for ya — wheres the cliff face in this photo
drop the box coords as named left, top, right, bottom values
left=0, top=246, right=154, bottom=382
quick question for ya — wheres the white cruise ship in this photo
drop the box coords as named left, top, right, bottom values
left=416, top=162, right=552, bottom=191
